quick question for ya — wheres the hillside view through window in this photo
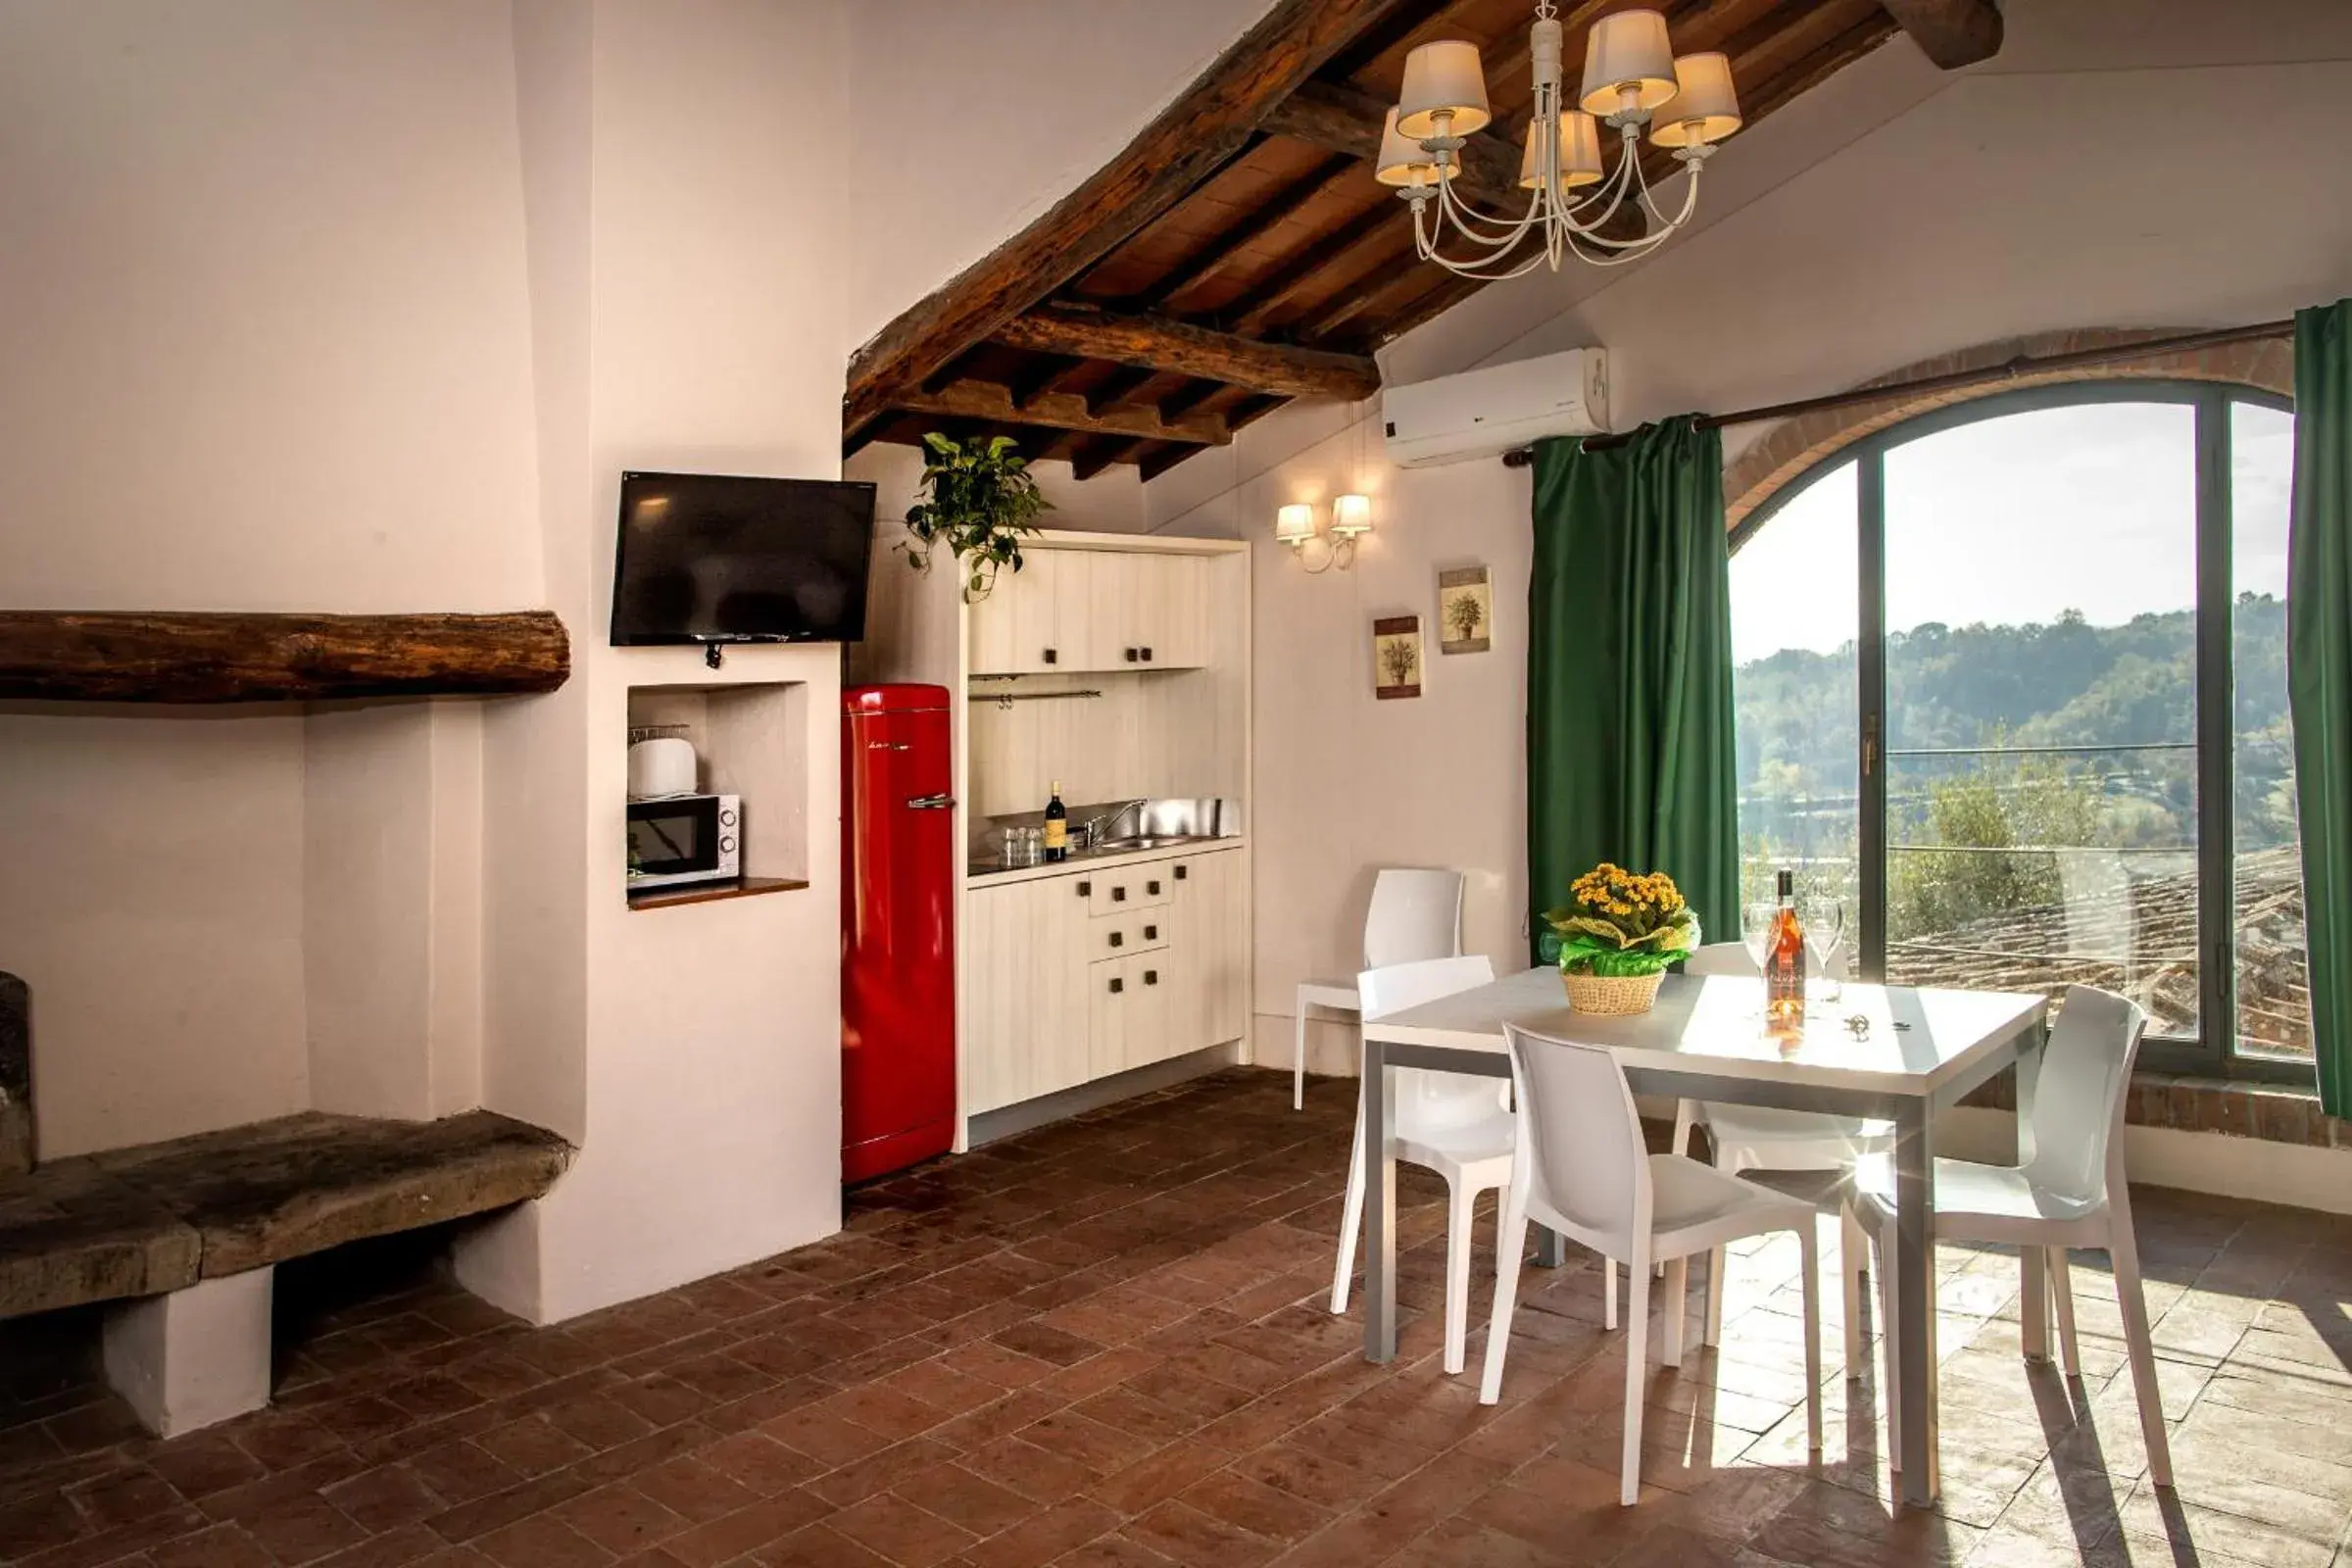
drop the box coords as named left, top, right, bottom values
left=1730, top=392, right=2309, bottom=1066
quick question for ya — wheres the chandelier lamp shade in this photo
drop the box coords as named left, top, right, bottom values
left=1380, top=2, right=1740, bottom=279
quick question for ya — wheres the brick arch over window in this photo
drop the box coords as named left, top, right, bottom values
left=1722, top=327, right=2295, bottom=530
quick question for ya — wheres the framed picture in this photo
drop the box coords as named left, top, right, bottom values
left=1373, top=615, right=1422, bottom=700
left=1438, top=565, right=1493, bottom=655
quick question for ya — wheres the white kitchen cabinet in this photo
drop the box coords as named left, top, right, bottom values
left=966, top=847, right=1248, bottom=1111
left=961, top=873, right=1091, bottom=1112
left=967, top=549, right=1098, bottom=675
left=1084, top=861, right=1173, bottom=918
left=1087, top=954, right=1172, bottom=1079
left=968, top=549, right=1209, bottom=675
left=1168, top=848, right=1249, bottom=1054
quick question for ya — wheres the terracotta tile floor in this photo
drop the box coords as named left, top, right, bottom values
left=6, top=1067, right=2352, bottom=1567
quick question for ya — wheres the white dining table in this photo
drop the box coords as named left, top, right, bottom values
left=1355, top=965, right=2046, bottom=1509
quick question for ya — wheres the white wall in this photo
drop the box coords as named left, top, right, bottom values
left=1144, top=0, right=2352, bottom=1072
left=0, top=0, right=541, bottom=1154
left=840, top=0, right=1273, bottom=352
left=461, top=0, right=856, bottom=1323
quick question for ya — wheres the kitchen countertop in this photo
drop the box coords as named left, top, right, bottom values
left=967, top=837, right=1244, bottom=888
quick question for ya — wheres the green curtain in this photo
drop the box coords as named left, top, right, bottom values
left=1526, top=416, right=1740, bottom=962
left=2292, top=301, right=2352, bottom=1114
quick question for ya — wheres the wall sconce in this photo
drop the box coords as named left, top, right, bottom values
left=1275, top=496, right=1372, bottom=573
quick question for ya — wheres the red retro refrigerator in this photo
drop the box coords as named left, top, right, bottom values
left=841, top=684, right=956, bottom=1183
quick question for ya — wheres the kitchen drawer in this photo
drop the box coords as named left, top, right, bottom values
left=1091, top=912, right=1168, bottom=959
left=1081, top=865, right=1174, bottom=917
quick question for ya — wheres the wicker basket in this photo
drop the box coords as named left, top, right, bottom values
left=1559, top=967, right=1667, bottom=1016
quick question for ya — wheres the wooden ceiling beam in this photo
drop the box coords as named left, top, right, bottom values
left=1226, top=199, right=1405, bottom=335
left=1260, top=79, right=1524, bottom=212
left=1879, top=0, right=2002, bottom=70
left=885, top=381, right=1231, bottom=448
left=843, top=0, right=1416, bottom=443
left=1083, top=365, right=1162, bottom=416
left=1072, top=436, right=1152, bottom=481
left=1139, top=443, right=1208, bottom=481
left=991, top=302, right=1380, bottom=402
left=1138, top=153, right=1359, bottom=310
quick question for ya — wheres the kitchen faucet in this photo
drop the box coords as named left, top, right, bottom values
left=1081, top=798, right=1151, bottom=847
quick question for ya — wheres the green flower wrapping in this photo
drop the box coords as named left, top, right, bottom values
left=1544, top=862, right=1701, bottom=977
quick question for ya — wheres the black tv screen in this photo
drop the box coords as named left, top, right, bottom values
left=610, top=471, right=876, bottom=645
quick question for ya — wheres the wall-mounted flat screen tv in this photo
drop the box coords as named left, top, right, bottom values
left=610, top=471, right=876, bottom=646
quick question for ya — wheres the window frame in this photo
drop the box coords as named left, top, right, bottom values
left=1731, top=379, right=2305, bottom=1084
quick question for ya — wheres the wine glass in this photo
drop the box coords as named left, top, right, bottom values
left=1740, top=901, right=1779, bottom=1014
left=1804, top=899, right=1846, bottom=1004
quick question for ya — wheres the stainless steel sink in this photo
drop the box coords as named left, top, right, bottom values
left=1086, top=835, right=1202, bottom=854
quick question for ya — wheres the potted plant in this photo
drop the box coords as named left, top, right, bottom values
left=900, top=432, right=1051, bottom=602
left=1544, top=862, right=1700, bottom=1015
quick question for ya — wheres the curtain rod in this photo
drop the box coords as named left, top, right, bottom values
left=1496, top=318, right=2295, bottom=467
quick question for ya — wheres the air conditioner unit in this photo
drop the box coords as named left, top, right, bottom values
left=1381, top=348, right=1610, bottom=468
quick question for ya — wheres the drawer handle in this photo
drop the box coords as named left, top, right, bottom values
left=1125, top=647, right=1139, bottom=662
left=1043, top=648, right=1057, bottom=664
left=1142, top=647, right=1154, bottom=662
left=1144, top=925, right=1157, bottom=940
left=1174, top=864, right=1188, bottom=881
left=1109, top=932, right=1124, bottom=949
left=1112, top=886, right=1128, bottom=902
left=1144, top=969, right=1158, bottom=986
left=1109, top=976, right=1123, bottom=995
left=1147, top=880, right=1161, bottom=896
left=1076, top=881, right=1092, bottom=897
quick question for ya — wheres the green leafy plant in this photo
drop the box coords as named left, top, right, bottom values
left=901, top=432, right=1052, bottom=602
left=1544, top=862, right=1701, bottom=977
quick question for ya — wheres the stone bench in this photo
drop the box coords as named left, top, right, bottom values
left=0, top=1108, right=571, bottom=1433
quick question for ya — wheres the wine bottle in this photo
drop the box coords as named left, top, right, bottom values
left=1765, top=868, right=1806, bottom=1034
left=1042, top=781, right=1068, bottom=863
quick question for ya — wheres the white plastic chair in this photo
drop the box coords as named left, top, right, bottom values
left=1850, top=985, right=2172, bottom=1487
left=1478, top=1020, right=1822, bottom=1504
left=1672, top=942, right=1891, bottom=1363
left=1294, top=868, right=1465, bottom=1109
left=1330, top=955, right=1507, bottom=1376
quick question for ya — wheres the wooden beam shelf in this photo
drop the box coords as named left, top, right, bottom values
left=989, top=303, right=1381, bottom=402
left=0, top=610, right=570, bottom=704
left=626, top=875, right=809, bottom=911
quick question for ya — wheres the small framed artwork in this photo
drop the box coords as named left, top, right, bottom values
left=1373, top=615, right=1423, bottom=700
left=1439, top=565, right=1493, bottom=655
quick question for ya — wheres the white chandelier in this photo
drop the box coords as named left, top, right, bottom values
left=1376, top=2, right=1741, bottom=279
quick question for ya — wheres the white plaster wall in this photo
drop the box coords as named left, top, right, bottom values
left=841, top=0, right=1274, bottom=352
left=466, top=0, right=857, bottom=1322
left=0, top=0, right=541, bottom=612
left=0, top=710, right=309, bottom=1156
left=0, top=0, right=541, bottom=1153
left=1144, top=0, right=2352, bottom=1075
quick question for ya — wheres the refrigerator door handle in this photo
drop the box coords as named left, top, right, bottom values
left=905, top=793, right=956, bottom=809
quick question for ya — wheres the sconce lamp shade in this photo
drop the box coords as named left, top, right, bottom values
left=1331, top=494, right=1374, bottom=538
left=1396, top=39, right=1492, bottom=139
left=1275, top=503, right=1317, bottom=544
left=1649, top=52, right=1740, bottom=147
left=1519, top=110, right=1607, bottom=189
left=1579, top=9, right=1679, bottom=117
left=1376, top=107, right=1448, bottom=187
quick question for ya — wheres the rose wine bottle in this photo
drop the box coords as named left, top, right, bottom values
left=1765, top=868, right=1806, bottom=1034
left=1042, top=781, right=1068, bottom=862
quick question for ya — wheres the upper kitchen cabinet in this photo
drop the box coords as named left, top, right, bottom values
left=969, top=546, right=1210, bottom=675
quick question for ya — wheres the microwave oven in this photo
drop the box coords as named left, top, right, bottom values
left=626, top=793, right=740, bottom=889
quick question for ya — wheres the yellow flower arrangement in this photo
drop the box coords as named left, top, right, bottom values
left=1544, top=862, right=1701, bottom=977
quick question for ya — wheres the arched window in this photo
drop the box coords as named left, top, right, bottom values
left=1730, top=384, right=2306, bottom=1078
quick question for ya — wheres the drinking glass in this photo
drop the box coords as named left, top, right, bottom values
left=1805, top=899, right=1846, bottom=1004
left=1740, top=902, right=1779, bottom=1015
left=1740, top=902, right=1778, bottom=971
